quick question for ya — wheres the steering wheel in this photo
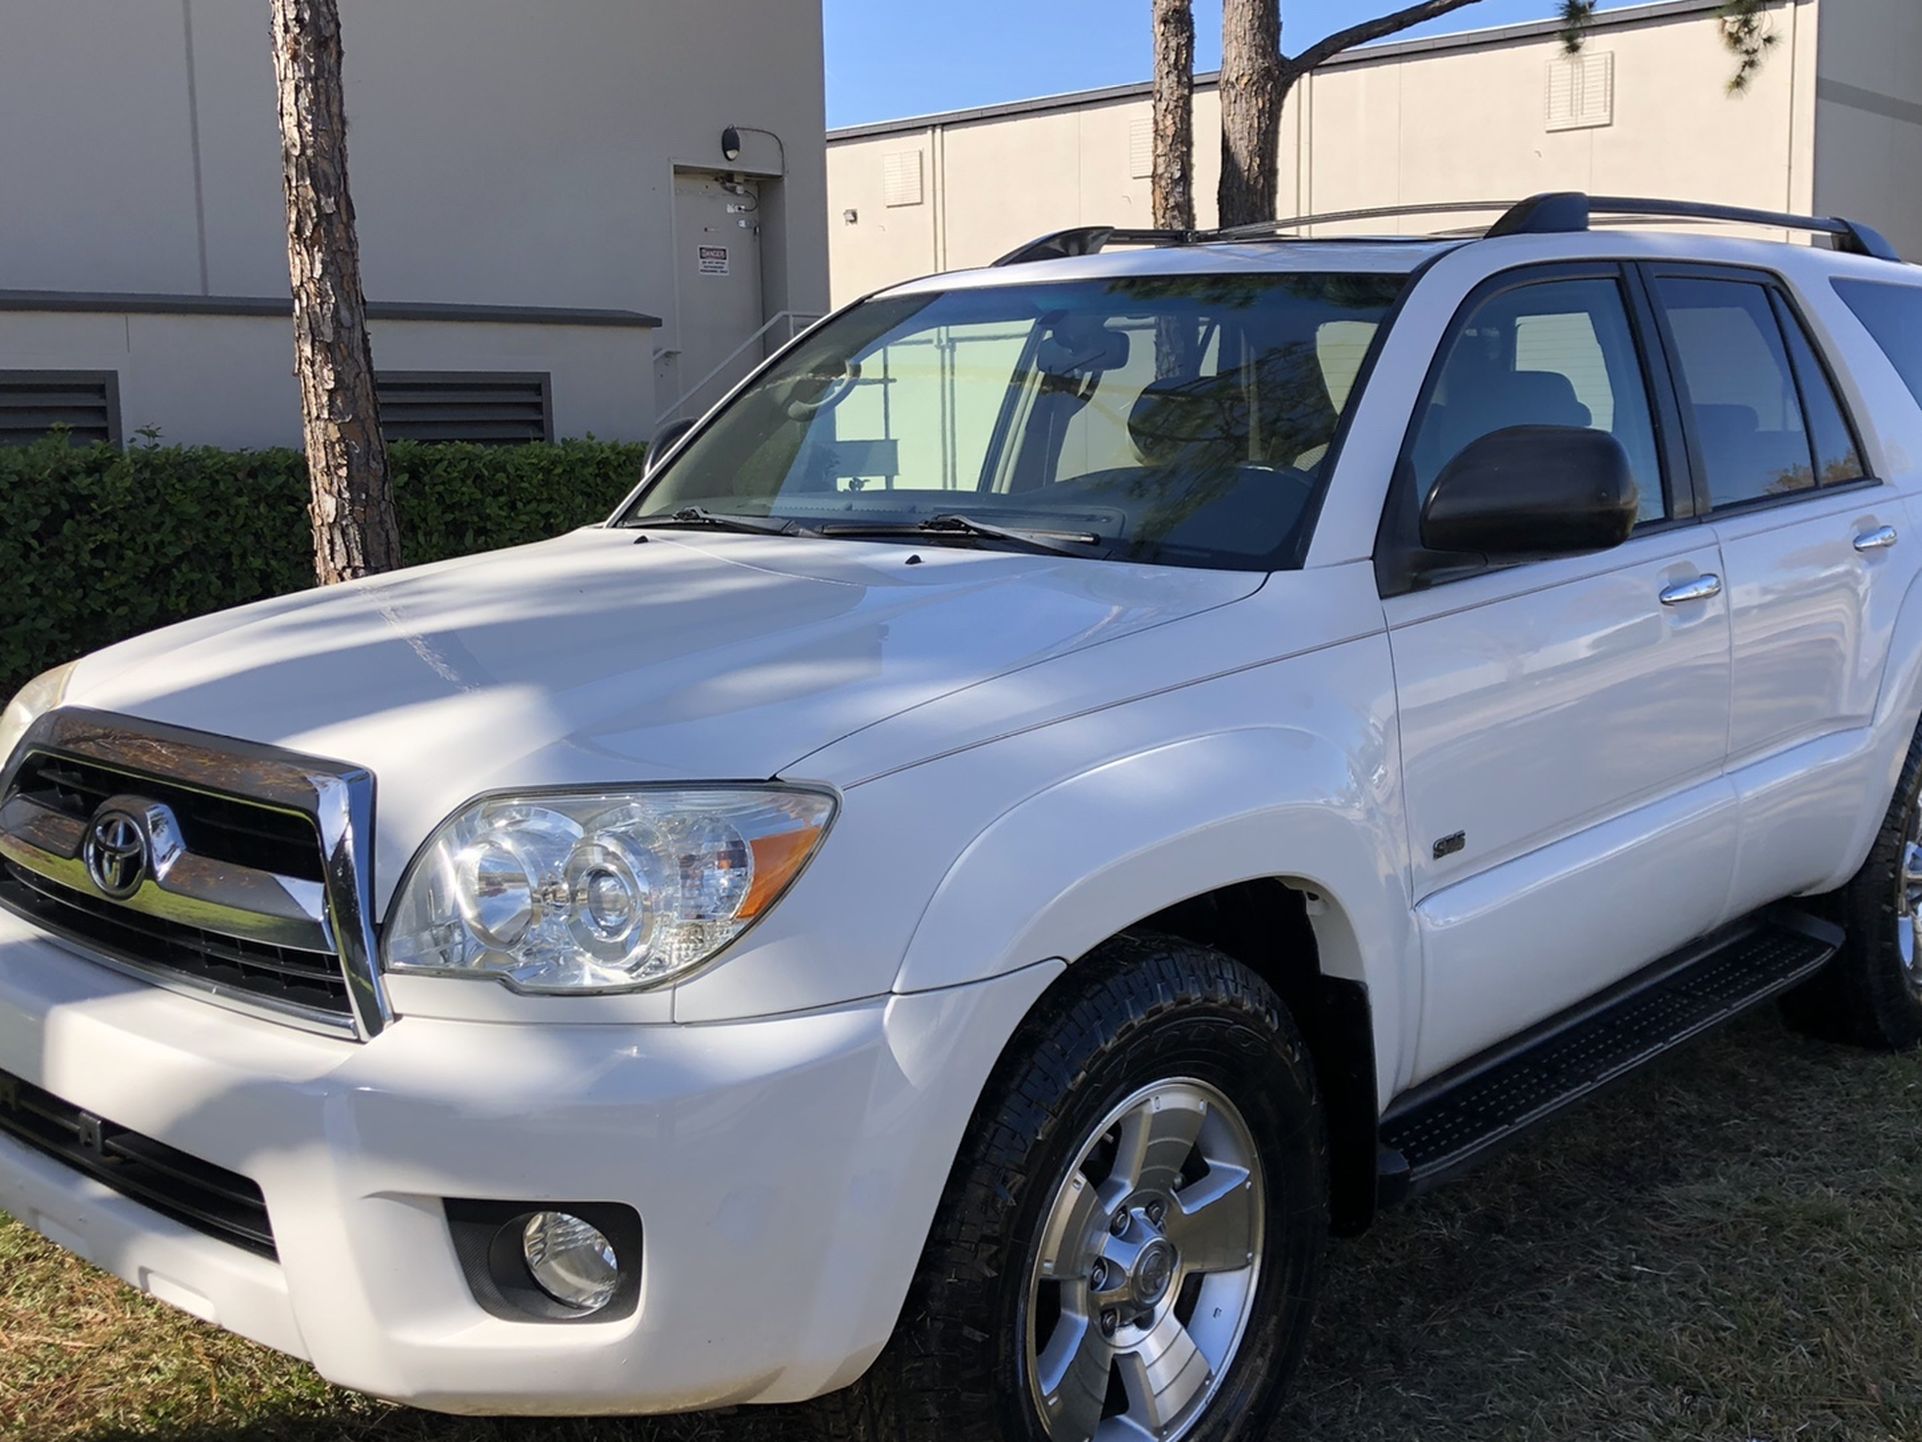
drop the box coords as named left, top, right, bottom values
left=786, top=361, right=863, bottom=420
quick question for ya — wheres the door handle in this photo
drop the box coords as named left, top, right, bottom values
left=1854, top=525, right=1899, bottom=552
left=1659, top=574, right=1722, bottom=606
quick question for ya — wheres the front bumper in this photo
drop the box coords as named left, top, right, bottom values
left=0, top=909, right=1058, bottom=1415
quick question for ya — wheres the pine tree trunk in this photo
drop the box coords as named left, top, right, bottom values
left=1218, top=0, right=1285, bottom=229
left=271, top=0, right=400, bottom=585
left=1150, top=0, right=1195, bottom=232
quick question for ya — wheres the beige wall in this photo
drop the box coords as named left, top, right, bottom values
left=1813, top=0, right=1922, bottom=259
left=0, top=0, right=829, bottom=443
left=828, top=0, right=1846, bottom=303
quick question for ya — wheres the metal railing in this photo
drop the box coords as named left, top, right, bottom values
left=658, top=310, right=825, bottom=425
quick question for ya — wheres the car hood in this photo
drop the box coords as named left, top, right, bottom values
left=64, top=527, right=1259, bottom=884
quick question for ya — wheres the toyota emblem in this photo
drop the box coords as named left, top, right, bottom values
left=84, top=809, right=149, bottom=900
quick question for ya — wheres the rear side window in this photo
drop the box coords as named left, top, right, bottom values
left=1654, top=276, right=1864, bottom=508
left=1835, top=277, right=1922, bottom=412
left=1774, top=294, right=1867, bottom=488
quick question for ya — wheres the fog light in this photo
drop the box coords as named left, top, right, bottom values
left=521, top=1211, right=620, bottom=1312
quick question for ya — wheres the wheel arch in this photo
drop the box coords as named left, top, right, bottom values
left=1128, top=878, right=1384, bottom=1235
left=891, top=728, right=1418, bottom=1234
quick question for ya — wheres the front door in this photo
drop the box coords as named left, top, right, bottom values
left=667, top=170, right=766, bottom=419
left=1382, top=265, right=1736, bottom=1080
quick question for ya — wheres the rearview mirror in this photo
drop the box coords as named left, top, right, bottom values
left=1036, top=317, right=1131, bottom=377
left=643, top=417, right=698, bottom=479
left=1421, top=426, right=1638, bottom=562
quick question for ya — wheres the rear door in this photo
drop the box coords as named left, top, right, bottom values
left=1380, top=264, right=1737, bottom=1079
left=1645, top=266, right=1917, bottom=915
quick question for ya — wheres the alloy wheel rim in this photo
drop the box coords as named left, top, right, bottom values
left=1897, top=832, right=1922, bottom=989
left=1024, top=1078, right=1265, bottom=1442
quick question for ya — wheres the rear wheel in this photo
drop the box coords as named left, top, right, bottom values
left=1783, top=725, right=1922, bottom=1050
left=812, top=933, right=1327, bottom=1442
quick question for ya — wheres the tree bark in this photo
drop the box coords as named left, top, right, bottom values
left=1286, top=0, right=1485, bottom=74
left=1150, top=0, right=1195, bottom=233
left=1217, top=0, right=1490, bottom=232
left=271, top=0, right=400, bottom=586
left=1218, top=0, right=1284, bottom=230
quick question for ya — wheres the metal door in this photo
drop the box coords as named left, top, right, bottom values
left=667, top=170, right=765, bottom=420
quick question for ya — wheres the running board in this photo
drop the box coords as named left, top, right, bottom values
left=1377, top=910, right=1841, bottom=1205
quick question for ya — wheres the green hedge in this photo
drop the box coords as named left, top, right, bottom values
left=1, top=436, right=646, bottom=699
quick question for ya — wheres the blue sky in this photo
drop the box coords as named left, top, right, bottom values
left=824, top=0, right=1643, bottom=128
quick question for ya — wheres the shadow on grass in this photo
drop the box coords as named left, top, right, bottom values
left=24, top=1012, right=1922, bottom=1442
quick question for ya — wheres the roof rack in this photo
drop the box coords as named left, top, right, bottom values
left=992, top=192, right=1902, bottom=267
left=991, top=226, right=1196, bottom=266
left=1216, top=200, right=1519, bottom=240
left=1488, top=192, right=1901, bottom=260
left=990, top=214, right=1448, bottom=266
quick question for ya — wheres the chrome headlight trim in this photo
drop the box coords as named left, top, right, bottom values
left=0, top=663, right=78, bottom=773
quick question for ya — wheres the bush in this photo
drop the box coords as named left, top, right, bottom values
left=0, top=436, right=646, bottom=699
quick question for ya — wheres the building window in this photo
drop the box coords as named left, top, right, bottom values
left=883, top=150, right=925, bottom=207
left=1547, top=51, right=1615, bottom=131
left=375, top=372, right=553, bottom=445
left=0, top=370, right=122, bottom=448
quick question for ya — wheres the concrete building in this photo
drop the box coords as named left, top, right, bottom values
left=827, top=0, right=1922, bottom=304
left=0, top=0, right=829, bottom=449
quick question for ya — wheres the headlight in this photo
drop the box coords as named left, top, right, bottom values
left=0, top=662, right=77, bottom=771
left=383, top=786, right=837, bottom=993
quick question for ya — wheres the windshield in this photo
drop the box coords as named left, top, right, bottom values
left=624, top=271, right=1408, bottom=569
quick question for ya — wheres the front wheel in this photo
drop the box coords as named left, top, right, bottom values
left=814, top=933, right=1327, bottom=1442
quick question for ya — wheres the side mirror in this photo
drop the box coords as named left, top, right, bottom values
left=1421, top=425, right=1639, bottom=562
left=643, top=417, right=698, bottom=479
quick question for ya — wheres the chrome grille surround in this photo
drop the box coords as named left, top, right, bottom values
left=0, top=708, right=389, bottom=1040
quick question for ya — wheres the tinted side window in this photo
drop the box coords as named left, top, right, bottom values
left=1654, top=276, right=1823, bottom=507
left=1836, top=278, right=1922, bottom=412
left=1772, top=293, right=1865, bottom=487
left=1409, top=276, right=1665, bottom=522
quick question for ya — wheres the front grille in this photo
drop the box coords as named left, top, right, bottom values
left=0, top=860, right=352, bottom=1016
left=0, top=710, right=387, bottom=1039
left=16, top=753, right=324, bottom=883
left=0, top=1068, right=276, bottom=1257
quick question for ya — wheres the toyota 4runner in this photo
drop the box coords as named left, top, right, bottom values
left=5, top=192, right=1922, bottom=1442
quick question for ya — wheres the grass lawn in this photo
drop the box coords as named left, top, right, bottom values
left=3, top=1010, right=1919, bottom=1441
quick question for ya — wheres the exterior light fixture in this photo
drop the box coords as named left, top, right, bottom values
left=719, top=124, right=787, bottom=176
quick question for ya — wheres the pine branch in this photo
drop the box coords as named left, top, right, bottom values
left=1285, top=0, right=1486, bottom=75
left=1721, top=0, right=1777, bottom=94
left=1559, top=0, right=1598, bottom=54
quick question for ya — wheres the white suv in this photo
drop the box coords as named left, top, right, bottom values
left=4, top=192, right=1921, bottom=1442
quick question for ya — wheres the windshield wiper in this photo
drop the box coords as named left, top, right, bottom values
left=627, top=506, right=802, bottom=537
left=820, top=513, right=1106, bottom=558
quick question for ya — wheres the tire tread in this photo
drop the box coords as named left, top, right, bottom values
left=803, top=932, right=1327, bottom=1442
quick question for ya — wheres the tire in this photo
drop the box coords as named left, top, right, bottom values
left=810, top=932, right=1327, bottom=1442
left=1782, top=722, right=1922, bottom=1050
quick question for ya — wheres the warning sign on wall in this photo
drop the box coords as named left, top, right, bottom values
left=698, top=245, right=730, bottom=275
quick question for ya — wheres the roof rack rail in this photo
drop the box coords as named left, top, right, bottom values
left=1217, top=200, right=1518, bottom=239
left=991, top=192, right=1902, bottom=269
left=992, top=226, right=1194, bottom=266
left=1488, top=191, right=1901, bottom=261
left=994, top=213, right=1465, bottom=266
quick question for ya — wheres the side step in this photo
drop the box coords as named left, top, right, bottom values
left=1377, top=910, right=1841, bottom=1204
